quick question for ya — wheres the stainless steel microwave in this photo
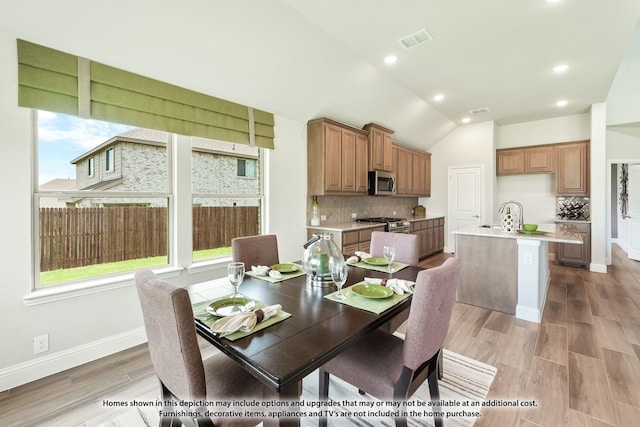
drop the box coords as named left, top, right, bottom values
left=368, top=171, right=396, bottom=195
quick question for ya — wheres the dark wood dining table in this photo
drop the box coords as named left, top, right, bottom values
left=194, top=262, right=423, bottom=427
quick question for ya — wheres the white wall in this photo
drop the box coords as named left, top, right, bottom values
left=607, top=22, right=640, bottom=126
left=421, top=121, right=496, bottom=251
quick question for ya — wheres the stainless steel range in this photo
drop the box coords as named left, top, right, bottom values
left=356, top=217, right=410, bottom=233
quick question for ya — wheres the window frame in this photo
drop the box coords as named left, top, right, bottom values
left=27, top=111, right=266, bottom=305
left=105, top=147, right=115, bottom=172
left=87, top=156, right=94, bottom=177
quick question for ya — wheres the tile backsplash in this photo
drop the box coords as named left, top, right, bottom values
left=308, top=196, right=418, bottom=224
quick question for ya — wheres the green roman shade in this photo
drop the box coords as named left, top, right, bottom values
left=17, top=39, right=274, bottom=149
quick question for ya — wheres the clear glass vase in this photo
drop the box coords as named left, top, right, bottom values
left=303, top=233, right=344, bottom=287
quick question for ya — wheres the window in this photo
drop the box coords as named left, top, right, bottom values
left=105, top=147, right=115, bottom=172
left=191, top=138, right=262, bottom=261
left=237, top=159, right=257, bottom=178
left=34, top=111, right=264, bottom=289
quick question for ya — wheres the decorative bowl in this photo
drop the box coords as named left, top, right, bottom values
left=522, top=224, right=538, bottom=232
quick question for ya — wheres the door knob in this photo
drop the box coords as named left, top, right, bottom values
left=472, top=214, right=480, bottom=218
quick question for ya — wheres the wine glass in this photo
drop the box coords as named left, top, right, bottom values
left=383, top=245, right=396, bottom=273
left=227, top=262, right=245, bottom=298
left=331, top=260, right=348, bottom=300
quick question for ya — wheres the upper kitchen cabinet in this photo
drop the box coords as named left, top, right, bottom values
left=496, top=145, right=555, bottom=175
left=392, top=143, right=431, bottom=197
left=556, top=141, right=589, bottom=196
left=363, top=123, right=393, bottom=172
left=307, top=118, right=369, bottom=195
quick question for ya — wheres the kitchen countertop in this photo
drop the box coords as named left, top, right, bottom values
left=306, top=215, right=445, bottom=232
left=453, top=223, right=583, bottom=244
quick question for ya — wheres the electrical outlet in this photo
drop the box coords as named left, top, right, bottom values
left=320, top=215, right=327, bottom=221
left=522, top=253, right=534, bottom=266
left=392, top=211, right=396, bottom=216
left=33, top=334, right=49, bottom=354
left=351, top=213, right=357, bottom=219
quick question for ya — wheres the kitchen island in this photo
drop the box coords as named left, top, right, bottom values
left=452, top=224, right=582, bottom=323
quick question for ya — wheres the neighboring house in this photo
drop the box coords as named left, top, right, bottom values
left=70, top=128, right=260, bottom=207
left=38, top=178, right=77, bottom=208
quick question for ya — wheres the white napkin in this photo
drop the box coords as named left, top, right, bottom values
left=210, top=304, right=282, bottom=337
left=251, top=265, right=282, bottom=279
left=355, top=251, right=372, bottom=259
left=364, top=277, right=414, bottom=295
left=347, top=251, right=372, bottom=263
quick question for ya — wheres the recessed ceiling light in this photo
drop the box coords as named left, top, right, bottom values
left=556, top=99, right=568, bottom=107
left=384, top=55, right=398, bottom=65
left=461, top=117, right=471, bottom=124
left=553, top=64, right=569, bottom=73
left=433, top=94, right=444, bottom=102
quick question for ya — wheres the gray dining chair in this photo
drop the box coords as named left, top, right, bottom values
left=134, top=270, right=263, bottom=427
left=231, top=234, right=280, bottom=267
left=369, top=231, right=420, bottom=266
left=370, top=231, right=420, bottom=334
left=318, top=257, right=460, bottom=427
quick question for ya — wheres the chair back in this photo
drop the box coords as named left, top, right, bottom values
left=134, top=270, right=206, bottom=400
left=232, top=234, right=280, bottom=267
left=403, top=257, right=460, bottom=370
left=370, top=231, right=420, bottom=266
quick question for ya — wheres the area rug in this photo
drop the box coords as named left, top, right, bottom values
left=96, top=349, right=495, bottom=427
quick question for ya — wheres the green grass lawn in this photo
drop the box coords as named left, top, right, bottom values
left=40, top=247, right=232, bottom=286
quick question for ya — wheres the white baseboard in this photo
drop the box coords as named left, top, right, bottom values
left=0, top=327, right=147, bottom=392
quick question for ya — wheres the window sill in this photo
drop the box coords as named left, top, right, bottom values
left=23, top=266, right=183, bottom=306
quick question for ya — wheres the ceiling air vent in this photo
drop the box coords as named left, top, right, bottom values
left=469, top=107, right=490, bottom=115
left=398, top=29, right=434, bottom=49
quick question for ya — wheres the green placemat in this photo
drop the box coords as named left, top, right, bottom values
left=192, top=297, right=291, bottom=341
left=347, top=260, right=409, bottom=273
left=245, top=263, right=306, bottom=283
left=324, top=284, right=411, bottom=314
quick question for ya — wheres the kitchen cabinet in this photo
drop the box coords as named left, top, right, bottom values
left=393, top=144, right=432, bottom=197
left=308, top=225, right=385, bottom=257
left=556, top=141, right=589, bottom=196
left=496, top=149, right=525, bottom=175
left=496, top=145, right=555, bottom=175
left=410, top=217, right=444, bottom=258
left=364, top=123, right=393, bottom=172
left=307, top=118, right=369, bottom=195
left=556, top=221, right=590, bottom=268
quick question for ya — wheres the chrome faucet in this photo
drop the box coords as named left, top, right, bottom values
left=499, top=201, right=524, bottom=229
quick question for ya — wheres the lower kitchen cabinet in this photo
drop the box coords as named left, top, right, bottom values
left=555, top=221, right=590, bottom=268
left=307, top=225, right=385, bottom=257
left=410, top=217, right=445, bottom=259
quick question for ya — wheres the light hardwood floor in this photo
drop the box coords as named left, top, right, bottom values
left=1, top=245, right=639, bottom=426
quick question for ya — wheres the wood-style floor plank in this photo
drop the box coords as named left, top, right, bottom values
left=2, top=246, right=640, bottom=427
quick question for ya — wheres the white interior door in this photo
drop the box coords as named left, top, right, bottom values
left=448, top=166, right=483, bottom=252
left=627, top=164, right=640, bottom=260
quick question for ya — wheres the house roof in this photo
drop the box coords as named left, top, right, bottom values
left=39, top=178, right=76, bottom=191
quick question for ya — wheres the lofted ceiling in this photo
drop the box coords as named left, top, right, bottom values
left=1, top=1, right=639, bottom=149
left=281, top=0, right=640, bottom=126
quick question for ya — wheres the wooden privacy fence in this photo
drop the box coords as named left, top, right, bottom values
left=40, top=206, right=259, bottom=272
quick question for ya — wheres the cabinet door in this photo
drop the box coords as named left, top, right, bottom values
left=497, top=149, right=525, bottom=175
left=524, top=146, right=555, bottom=173
left=341, top=129, right=356, bottom=192
left=383, top=132, right=393, bottom=171
left=411, top=152, right=421, bottom=195
left=423, top=154, right=431, bottom=196
left=556, top=142, right=589, bottom=195
left=369, top=127, right=385, bottom=170
left=395, top=147, right=408, bottom=194
left=324, top=124, right=342, bottom=191
left=355, top=133, right=369, bottom=193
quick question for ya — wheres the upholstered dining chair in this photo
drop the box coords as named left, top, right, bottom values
left=318, top=257, right=460, bottom=427
left=370, top=231, right=420, bottom=334
left=369, top=231, right=420, bottom=266
left=134, top=270, right=263, bottom=427
left=231, top=234, right=280, bottom=268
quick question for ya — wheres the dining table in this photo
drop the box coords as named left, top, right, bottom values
left=193, top=261, right=423, bottom=427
